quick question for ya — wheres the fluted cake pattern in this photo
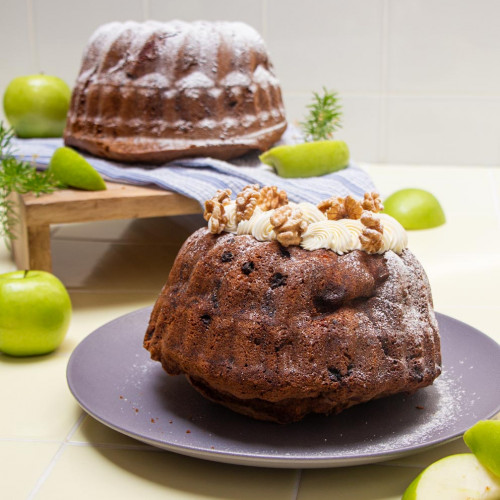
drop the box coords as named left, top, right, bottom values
left=64, top=20, right=287, bottom=163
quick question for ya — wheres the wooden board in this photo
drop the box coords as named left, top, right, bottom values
left=9, top=181, right=202, bottom=272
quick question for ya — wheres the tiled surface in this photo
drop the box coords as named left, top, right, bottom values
left=0, top=0, right=34, bottom=77
left=2, top=1, right=500, bottom=164
left=0, top=353, right=82, bottom=440
left=34, top=446, right=299, bottom=500
left=266, top=0, right=385, bottom=93
left=385, top=96, right=500, bottom=165
left=297, top=465, right=419, bottom=500
left=387, top=0, right=500, bottom=94
left=33, top=0, right=145, bottom=88
left=0, top=442, right=61, bottom=499
left=1, top=165, right=499, bottom=499
left=149, top=0, right=264, bottom=32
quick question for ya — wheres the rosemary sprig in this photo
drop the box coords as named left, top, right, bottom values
left=0, top=122, right=64, bottom=243
left=301, top=87, right=343, bottom=142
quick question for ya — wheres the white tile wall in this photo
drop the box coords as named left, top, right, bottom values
left=1, top=0, right=500, bottom=165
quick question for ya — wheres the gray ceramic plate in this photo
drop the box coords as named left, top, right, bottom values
left=67, top=307, right=500, bottom=468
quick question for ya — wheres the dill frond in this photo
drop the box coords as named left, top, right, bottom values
left=0, top=122, right=62, bottom=243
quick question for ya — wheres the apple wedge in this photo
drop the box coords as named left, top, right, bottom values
left=259, top=140, right=349, bottom=178
left=464, top=420, right=500, bottom=478
left=402, top=454, right=500, bottom=500
left=48, top=147, right=106, bottom=191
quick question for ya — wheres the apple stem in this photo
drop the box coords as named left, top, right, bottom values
left=23, top=269, right=28, bottom=278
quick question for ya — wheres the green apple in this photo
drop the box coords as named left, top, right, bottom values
left=48, top=147, right=106, bottom=191
left=3, top=74, right=71, bottom=138
left=383, top=188, right=446, bottom=230
left=0, top=270, right=72, bottom=356
left=464, top=420, right=500, bottom=478
left=259, top=140, right=349, bottom=178
left=402, top=454, right=500, bottom=500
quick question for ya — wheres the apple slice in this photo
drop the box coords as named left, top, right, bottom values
left=402, top=454, right=500, bottom=500
left=464, top=420, right=500, bottom=478
left=48, top=147, right=106, bottom=191
left=259, top=140, right=349, bottom=178
left=383, top=188, right=446, bottom=230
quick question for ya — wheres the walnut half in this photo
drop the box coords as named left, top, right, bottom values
left=317, top=195, right=363, bottom=220
left=359, top=210, right=383, bottom=253
left=362, top=192, right=384, bottom=213
left=235, top=184, right=261, bottom=222
left=270, top=205, right=308, bottom=247
left=258, top=186, right=288, bottom=211
left=204, top=189, right=231, bottom=234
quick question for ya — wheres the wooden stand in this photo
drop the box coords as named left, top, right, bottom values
left=9, top=181, right=202, bottom=272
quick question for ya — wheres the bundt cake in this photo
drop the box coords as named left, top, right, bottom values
left=144, top=187, right=441, bottom=423
left=64, top=20, right=287, bottom=163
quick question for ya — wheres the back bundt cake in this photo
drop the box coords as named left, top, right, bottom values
left=64, top=20, right=287, bottom=163
left=144, top=187, right=441, bottom=423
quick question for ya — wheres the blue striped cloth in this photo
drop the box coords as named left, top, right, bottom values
left=11, top=127, right=376, bottom=206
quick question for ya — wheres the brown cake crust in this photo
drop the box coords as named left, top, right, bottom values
left=64, top=20, right=287, bottom=164
left=144, top=228, right=441, bottom=423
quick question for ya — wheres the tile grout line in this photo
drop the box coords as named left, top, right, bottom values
left=291, top=469, right=302, bottom=500
left=26, top=412, right=86, bottom=500
left=0, top=437, right=64, bottom=444
left=378, top=0, right=390, bottom=163
left=66, top=441, right=163, bottom=451
left=285, top=89, right=500, bottom=99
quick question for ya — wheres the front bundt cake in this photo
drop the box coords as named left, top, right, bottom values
left=64, top=20, right=287, bottom=163
left=144, top=187, right=441, bottom=423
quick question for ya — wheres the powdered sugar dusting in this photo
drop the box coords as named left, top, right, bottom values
left=353, top=370, right=466, bottom=454
left=78, top=20, right=277, bottom=91
left=177, top=71, right=215, bottom=89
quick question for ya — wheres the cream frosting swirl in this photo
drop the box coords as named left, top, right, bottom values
left=300, top=221, right=333, bottom=250
left=210, top=196, right=408, bottom=255
left=295, top=202, right=327, bottom=223
left=223, top=201, right=238, bottom=233
left=237, top=206, right=263, bottom=235
left=301, top=220, right=353, bottom=254
left=378, top=213, right=408, bottom=254
left=336, top=218, right=364, bottom=250
left=251, top=209, right=276, bottom=241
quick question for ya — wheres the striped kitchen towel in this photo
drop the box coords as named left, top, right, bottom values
left=11, top=127, right=376, bottom=206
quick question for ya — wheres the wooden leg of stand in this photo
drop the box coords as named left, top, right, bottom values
left=26, top=225, right=52, bottom=272
left=10, top=194, right=30, bottom=270
left=10, top=221, right=52, bottom=272
left=8, top=192, right=52, bottom=272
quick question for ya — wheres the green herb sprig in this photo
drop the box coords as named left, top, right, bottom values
left=301, top=87, right=343, bottom=142
left=0, top=122, right=64, bottom=243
